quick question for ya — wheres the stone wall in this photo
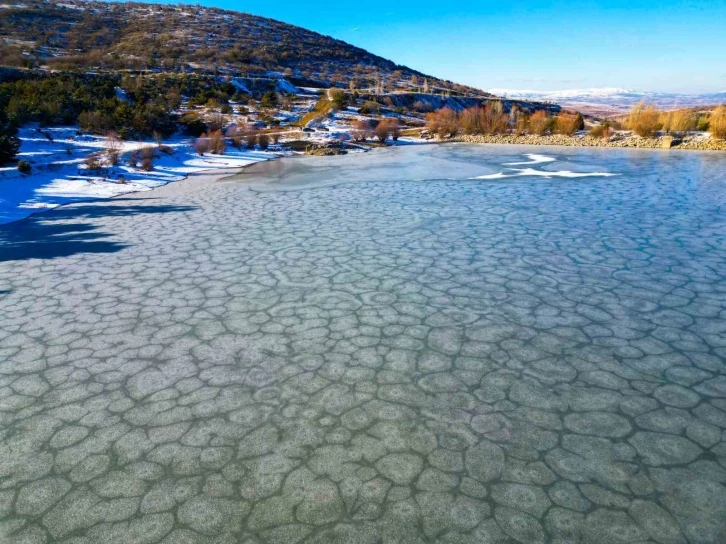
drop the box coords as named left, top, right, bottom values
left=448, top=134, right=726, bottom=151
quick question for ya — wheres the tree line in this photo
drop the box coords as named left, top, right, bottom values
left=626, top=102, right=726, bottom=139
left=0, top=72, right=269, bottom=165
left=425, top=104, right=584, bottom=137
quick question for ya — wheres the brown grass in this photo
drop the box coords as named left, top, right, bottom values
left=209, top=130, right=226, bottom=154
left=140, top=146, right=156, bottom=171
left=529, top=110, right=551, bottom=136
left=104, top=132, right=122, bottom=165
left=588, top=123, right=612, bottom=139
left=554, top=113, right=584, bottom=136
left=708, top=105, right=726, bottom=139
left=194, top=134, right=211, bottom=156
left=660, top=109, right=698, bottom=134
left=627, top=101, right=661, bottom=137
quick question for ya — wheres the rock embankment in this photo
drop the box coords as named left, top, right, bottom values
left=449, top=134, right=726, bottom=151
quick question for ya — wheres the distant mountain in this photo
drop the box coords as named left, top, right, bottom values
left=0, top=0, right=485, bottom=96
left=488, top=87, right=726, bottom=114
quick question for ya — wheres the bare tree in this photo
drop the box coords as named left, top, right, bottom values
left=375, top=118, right=400, bottom=142
left=140, top=146, right=155, bottom=171
left=209, top=130, right=226, bottom=154
left=104, top=132, right=122, bottom=165
left=207, top=113, right=225, bottom=132
left=194, top=133, right=211, bottom=156
left=226, top=125, right=243, bottom=148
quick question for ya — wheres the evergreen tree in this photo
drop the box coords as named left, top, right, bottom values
left=0, top=110, right=20, bottom=165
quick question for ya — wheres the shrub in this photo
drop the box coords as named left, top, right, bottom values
left=708, top=105, right=726, bottom=139
left=209, top=130, right=226, bottom=154
left=412, top=100, right=434, bottom=113
left=389, top=121, right=401, bottom=141
left=627, top=101, right=661, bottom=137
left=84, top=153, right=103, bottom=173
left=246, top=132, right=258, bottom=148
left=697, top=115, right=710, bottom=132
left=375, top=118, right=398, bottom=142
left=207, top=113, right=225, bottom=133
left=140, top=146, right=155, bottom=171
left=258, top=134, right=270, bottom=150
left=260, top=91, right=278, bottom=108
left=329, top=88, right=347, bottom=110
left=459, top=105, right=508, bottom=135
left=0, top=112, right=20, bottom=165
left=194, top=133, right=211, bottom=156
left=554, top=112, right=584, bottom=135
left=588, top=123, right=612, bottom=139
left=660, top=109, right=698, bottom=134
left=529, top=110, right=552, bottom=136
left=17, top=160, right=31, bottom=174
left=104, top=132, right=122, bottom=165
left=352, top=119, right=375, bottom=141
left=226, top=125, right=243, bottom=148
left=179, top=113, right=207, bottom=137
left=359, top=101, right=381, bottom=115
left=425, top=108, right=458, bottom=136
left=79, top=110, right=113, bottom=134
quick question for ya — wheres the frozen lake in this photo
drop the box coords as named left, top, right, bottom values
left=1, top=144, right=725, bottom=543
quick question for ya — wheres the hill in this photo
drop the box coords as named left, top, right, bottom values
left=0, top=0, right=486, bottom=96
left=488, top=87, right=726, bottom=116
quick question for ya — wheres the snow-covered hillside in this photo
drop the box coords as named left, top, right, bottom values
left=488, top=88, right=726, bottom=113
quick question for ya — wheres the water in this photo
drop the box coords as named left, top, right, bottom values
left=1, top=144, right=725, bottom=543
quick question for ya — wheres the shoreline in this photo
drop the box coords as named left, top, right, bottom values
left=0, top=166, right=244, bottom=227
left=3, top=135, right=723, bottom=227
left=447, top=133, right=726, bottom=151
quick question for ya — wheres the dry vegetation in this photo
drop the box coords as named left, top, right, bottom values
left=588, top=123, right=612, bottom=139
left=0, top=0, right=483, bottom=95
left=708, top=106, right=726, bottom=139
left=627, top=102, right=662, bottom=137
left=622, top=101, right=725, bottom=139
left=528, top=111, right=551, bottom=136
left=424, top=106, right=585, bottom=138
left=554, top=113, right=585, bottom=136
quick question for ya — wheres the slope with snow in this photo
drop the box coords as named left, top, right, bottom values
left=0, top=127, right=279, bottom=225
left=488, top=88, right=726, bottom=113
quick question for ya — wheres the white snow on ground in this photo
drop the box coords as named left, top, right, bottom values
left=230, top=78, right=251, bottom=94
left=489, top=87, right=726, bottom=110
left=275, top=79, right=300, bottom=94
left=0, top=126, right=277, bottom=224
left=504, top=154, right=556, bottom=165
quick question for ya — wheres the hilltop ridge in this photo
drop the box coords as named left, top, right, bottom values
left=0, top=0, right=487, bottom=96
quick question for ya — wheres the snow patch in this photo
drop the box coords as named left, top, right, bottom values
left=275, top=79, right=300, bottom=94
left=504, top=154, right=556, bottom=165
left=474, top=168, right=618, bottom=180
left=0, top=127, right=277, bottom=224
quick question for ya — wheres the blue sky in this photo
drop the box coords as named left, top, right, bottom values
left=154, top=1, right=725, bottom=93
